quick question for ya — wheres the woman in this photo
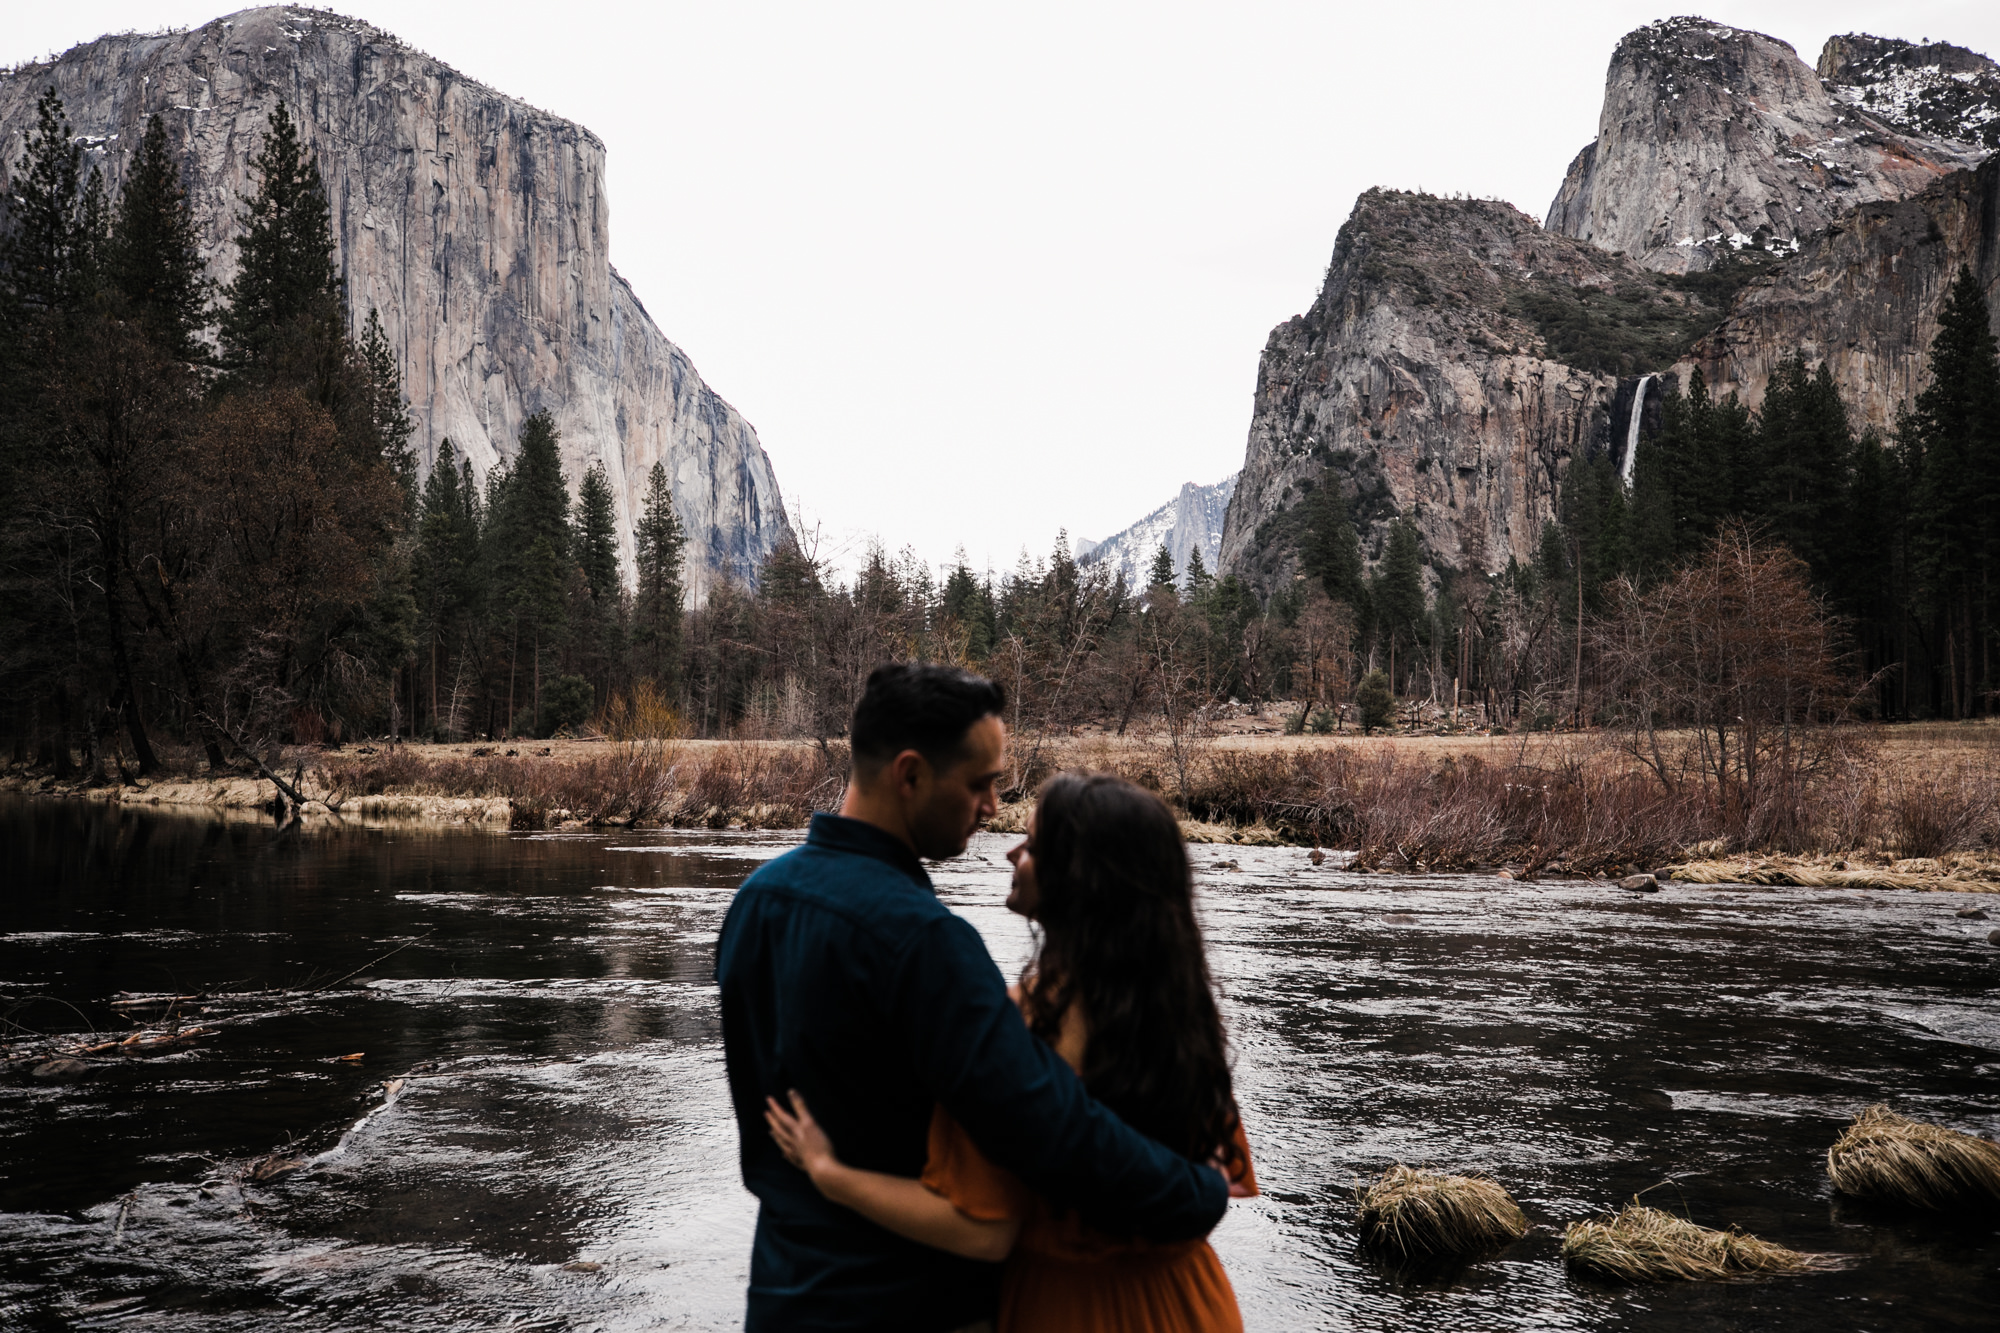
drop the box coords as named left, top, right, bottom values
left=766, top=771, right=1256, bottom=1332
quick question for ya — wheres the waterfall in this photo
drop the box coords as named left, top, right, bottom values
left=1620, top=375, right=1654, bottom=490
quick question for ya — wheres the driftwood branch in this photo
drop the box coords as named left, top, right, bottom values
left=199, top=711, right=314, bottom=810
left=307, top=932, right=434, bottom=995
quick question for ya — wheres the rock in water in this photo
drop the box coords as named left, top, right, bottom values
left=30, top=1059, right=91, bottom=1082
left=1618, top=874, right=1660, bottom=892
left=1546, top=19, right=1989, bottom=274
left=0, top=7, right=788, bottom=593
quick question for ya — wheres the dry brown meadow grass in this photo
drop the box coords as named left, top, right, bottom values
left=300, top=721, right=2000, bottom=869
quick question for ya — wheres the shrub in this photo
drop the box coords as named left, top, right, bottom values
left=1884, top=769, right=1994, bottom=858
left=1356, top=672, right=1394, bottom=734
left=599, top=678, right=681, bottom=740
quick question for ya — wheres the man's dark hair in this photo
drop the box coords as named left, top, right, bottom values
left=850, top=664, right=1006, bottom=775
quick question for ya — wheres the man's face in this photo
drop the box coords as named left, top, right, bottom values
left=906, top=716, right=1007, bottom=860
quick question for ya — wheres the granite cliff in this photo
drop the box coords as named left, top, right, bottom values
left=0, top=6, right=787, bottom=593
left=1677, top=153, right=2000, bottom=431
left=1078, top=475, right=1236, bottom=590
left=1215, top=191, right=1682, bottom=595
left=1220, top=19, right=1999, bottom=597
left=1545, top=18, right=1991, bottom=274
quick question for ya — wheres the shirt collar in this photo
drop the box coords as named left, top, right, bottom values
left=806, top=812, right=934, bottom=890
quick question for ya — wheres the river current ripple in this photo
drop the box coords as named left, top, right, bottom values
left=1, top=798, right=1996, bottom=1330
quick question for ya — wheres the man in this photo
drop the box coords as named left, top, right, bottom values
left=717, top=663, right=1227, bottom=1332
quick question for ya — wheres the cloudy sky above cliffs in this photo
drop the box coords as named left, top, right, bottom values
left=9, top=1, right=2000, bottom=580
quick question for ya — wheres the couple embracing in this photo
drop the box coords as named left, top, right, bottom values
left=717, top=664, right=1256, bottom=1333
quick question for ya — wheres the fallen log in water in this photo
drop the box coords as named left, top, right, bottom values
left=107, top=993, right=204, bottom=1011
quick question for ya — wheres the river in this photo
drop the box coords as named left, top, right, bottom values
left=2, top=796, right=1996, bottom=1330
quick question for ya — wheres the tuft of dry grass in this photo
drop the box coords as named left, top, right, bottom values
left=1827, top=1105, right=2000, bottom=1211
left=1561, top=1203, right=1851, bottom=1282
left=1356, top=1165, right=1530, bottom=1256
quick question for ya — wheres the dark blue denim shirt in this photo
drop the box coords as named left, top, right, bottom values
left=716, top=813, right=1228, bottom=1333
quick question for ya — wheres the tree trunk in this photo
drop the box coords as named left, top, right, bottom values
left=50, top=686, right=75, bottom=779
left=1574, top=557, right=1585, bottom=729
left=102, top=574, right=161, bottom=775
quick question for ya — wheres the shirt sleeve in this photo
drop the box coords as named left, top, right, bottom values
left=921, top=1105, right=1033, bottom=1222
left=887, top=913, right=1228, bottom=1243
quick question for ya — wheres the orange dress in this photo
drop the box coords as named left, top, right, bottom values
left=921, top=1106, right=1257, bottom=1333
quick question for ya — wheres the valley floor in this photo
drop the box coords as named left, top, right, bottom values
left=11, top=719, right=2000, bottom=895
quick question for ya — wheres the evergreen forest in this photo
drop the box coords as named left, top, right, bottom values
left=5, top=90, right=2000, bottom=787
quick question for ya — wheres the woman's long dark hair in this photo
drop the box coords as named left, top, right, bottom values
left=1023, top=772, right=1241, bottom=1172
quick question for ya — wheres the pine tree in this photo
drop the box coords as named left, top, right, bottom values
left=106, top=115, right=209, bottom=360
left=484, top=411, right=572, bottom=735
left=1184, top=547, right=1212, bottom=597
left=415, top=439, right=483, bottom=732
left=1907, top=266, right=2000, bottom=714
left=1148, top=541, right=1177, bottom=589
left=1300, top=473, right=1365, bottom=605
left=632, top=460, right=686, bottom=689
left=218, top=103, right=343, bottom=371
left=359, top=308, right=416, bottom=496
left=73, top=168, right=107, bottom=304
left=1377, top=518, right=1426, bottom=686
left=941, top=552, right=993, bottom=659
left=1754, top=355, right=1852, bottom=580
left=1, top=88, right=92, bottom=313
left=577, top=461, right=621, bottom=604
left=492, top=411, right=571, bottom=562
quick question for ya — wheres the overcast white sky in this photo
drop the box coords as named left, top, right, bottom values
left=9, top=2, right=2000, bottom=581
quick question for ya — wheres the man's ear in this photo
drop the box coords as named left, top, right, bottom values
left=888, top=748, right=929, bottom=795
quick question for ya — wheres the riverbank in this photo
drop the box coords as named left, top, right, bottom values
left=11, top=721, right=2000, bottom=890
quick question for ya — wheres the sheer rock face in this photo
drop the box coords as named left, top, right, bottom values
left=1216, top=191, right=1644, bottom=595
left=0, top=5, right=786, bottom=593
left=1078, top=474, right=1236, bottom=590
left=1546, top=18, right=1988, bottom=274
left=1677, top=155, right=2000, bottom=430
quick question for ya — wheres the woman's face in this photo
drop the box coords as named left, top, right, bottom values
left=1005, top=813, right=1040, bottom=919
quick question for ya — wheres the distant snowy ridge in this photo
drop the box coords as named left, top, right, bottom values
left=1078, top=475, right=1237, bottom=589
left=1820, top=32, right=2000, bottom=151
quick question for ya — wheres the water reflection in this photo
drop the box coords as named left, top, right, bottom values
left=1, top=796, right=1996, bottom=1330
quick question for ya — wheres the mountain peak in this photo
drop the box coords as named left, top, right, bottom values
left=1818, top=32, right=2000, bottom=151
left=1547, top=17, right=1989, bottom=272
